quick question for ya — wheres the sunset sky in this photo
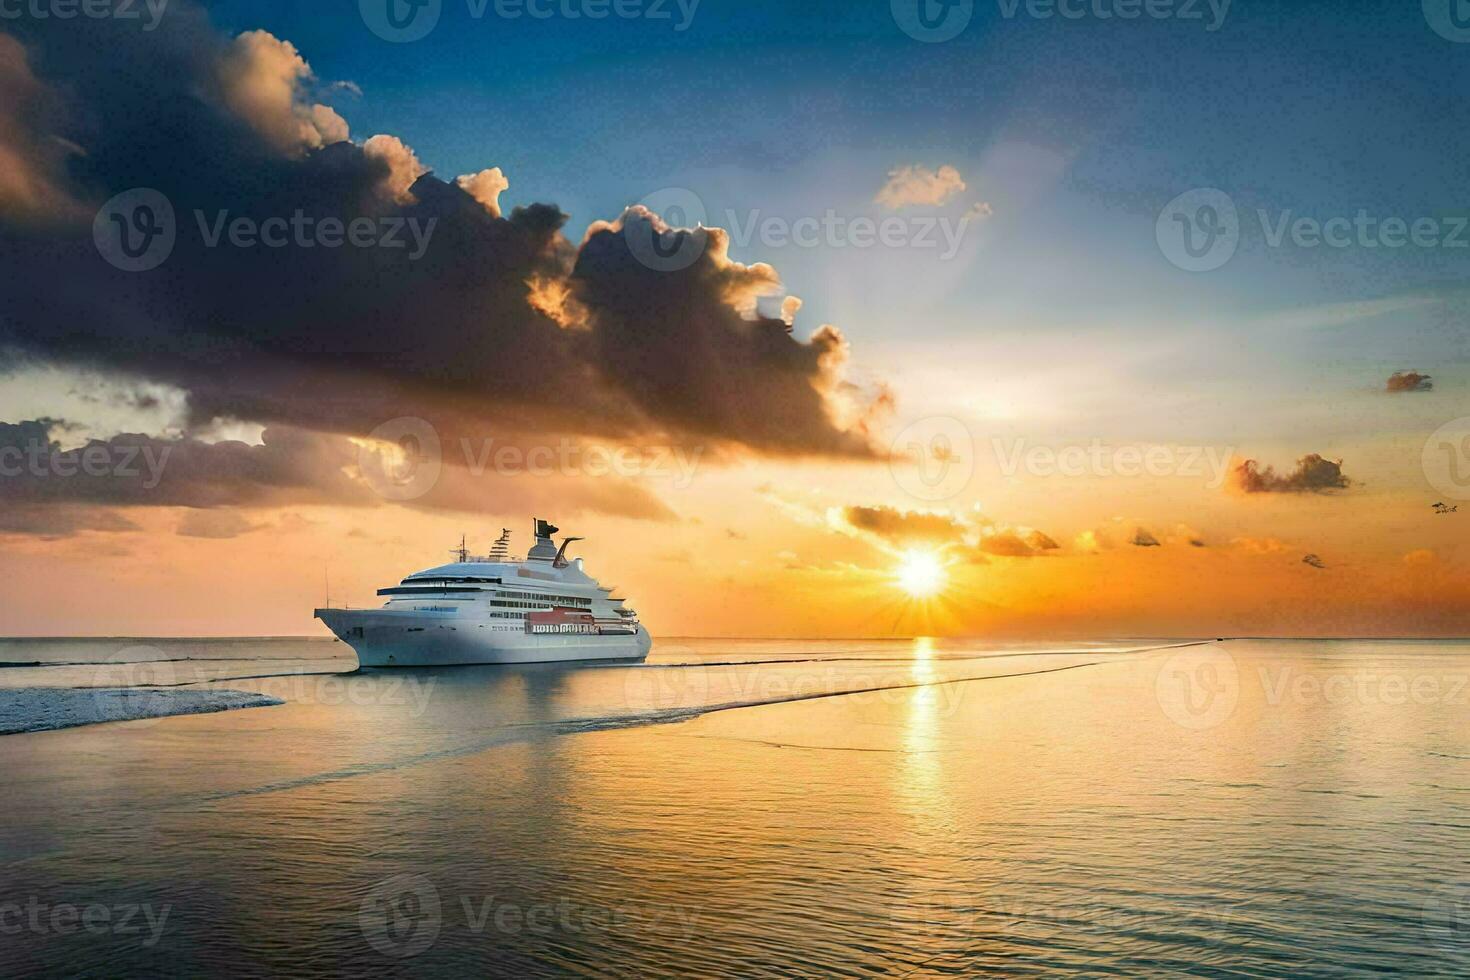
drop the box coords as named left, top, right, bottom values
left=1, top=0, right=1467, bottom=637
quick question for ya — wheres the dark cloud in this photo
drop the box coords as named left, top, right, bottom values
left=841, top=505, right=961, bottom=543
left=176, top=509, right=260, bottom=539
left=0, top=422, right=368, bottom=509
left=0, top=5, right=881, bottom=461
left=1230, top=455, right=1352, bottom=494
left=978, top=528, right=1059, bottom=557
left=1386, top=371, right=1433, bottom=393
left=0, top=418, right=674, bottom=535
left=0, top=505, right=140, bottom=538
left=0, top=419, right=59, bottom=454
left=1131, top=528, right=1162, bottom=547
left=0, top=34, right=82, bottom=224
left=1303, top=554, right=1327, bottom=569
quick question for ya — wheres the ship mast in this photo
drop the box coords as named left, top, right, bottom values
left=451, top=534, right=469, bottom=564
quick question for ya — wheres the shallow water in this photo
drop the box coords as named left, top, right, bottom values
left=0, top=637, right=1466, bottom=976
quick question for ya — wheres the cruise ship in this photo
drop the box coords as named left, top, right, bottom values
left=315, top=520, right=652, bottom=667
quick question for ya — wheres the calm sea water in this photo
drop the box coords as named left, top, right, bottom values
left=0, top=636, right=1466, bottom=976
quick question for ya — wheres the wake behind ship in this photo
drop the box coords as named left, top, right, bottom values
left=315, top=520, right=652, bottom=667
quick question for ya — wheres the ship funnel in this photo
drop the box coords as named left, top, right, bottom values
left=527, top=518, right=560, bottom=561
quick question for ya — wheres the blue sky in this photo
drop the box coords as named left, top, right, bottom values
left=197, top=1, right=1470, bottom=343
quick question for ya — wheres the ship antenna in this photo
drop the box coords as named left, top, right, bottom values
left=452, top=534, right=469, bottom=564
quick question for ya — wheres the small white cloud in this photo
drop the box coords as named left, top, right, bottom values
left=216, top=31, right=348, bottom=156
left=455, top=167, right=510, bottom=217
left=875, top=164, right=967, bottom=210
left=364, top=134, right=428, bottom=204
left=780, top=295, right=803, bottom=326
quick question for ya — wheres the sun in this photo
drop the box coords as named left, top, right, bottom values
left=894, top=550, right=947, bottom=599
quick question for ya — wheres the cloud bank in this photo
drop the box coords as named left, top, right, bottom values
left=1230, top=455, right=1352, bottom=494
left=1385, top=371, right=1433, bottom=393
left=0, top=3, right=886, bottom=495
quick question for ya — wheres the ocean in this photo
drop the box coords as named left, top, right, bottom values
left=0, top=636, right=1466, bottom=976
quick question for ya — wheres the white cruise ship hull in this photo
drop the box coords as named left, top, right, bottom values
left=315, top=608, right=652, bottom=668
